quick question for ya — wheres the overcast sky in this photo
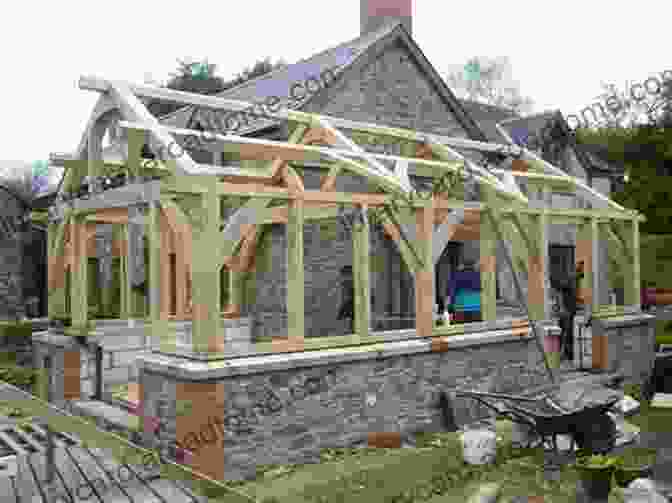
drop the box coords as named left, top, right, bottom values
left=1, top=0, right=670, bottom=188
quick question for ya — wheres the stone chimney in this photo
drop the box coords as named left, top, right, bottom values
left=361, top=0, right=412, bottom=36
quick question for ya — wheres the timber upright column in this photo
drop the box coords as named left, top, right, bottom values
left=414, top=198, right=434, bottom=338
left=353, top=205, right=371, bottom=340
left=480, top=187, right=498, bottom=322
left=527, top=183, right=554, bottom=366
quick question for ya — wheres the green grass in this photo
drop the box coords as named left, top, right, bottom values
left=185, top=422, right=587, bottom=503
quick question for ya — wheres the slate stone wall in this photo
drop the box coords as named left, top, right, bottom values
left=0, top=191, right=25, bottom=319
left=139, top=336, right=551, bottom=481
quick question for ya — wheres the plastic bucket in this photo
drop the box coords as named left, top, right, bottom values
left=544, top=333, right=561, bottom=368
left=460, top=429, right=497, bottom=465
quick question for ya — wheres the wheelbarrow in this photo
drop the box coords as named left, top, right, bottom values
left=452, top=382, right=623, bottom=456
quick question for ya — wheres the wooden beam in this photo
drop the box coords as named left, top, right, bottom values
left=147, top=201, right=166, bottom=347
left=625, top=218, right=641, bottom=309
left=81, top=76, right=521, bottom=155
left=285, top=194, right=305, bottom=349
left=414, top=200, right=434, bottom=337
left=352, top=206, right=371, bottom=339
left=576, top=219, right=594, bottom=309
left=159, top=208, right=173, bottom=317
left=70, top=216, right=88, bottom=331
left=480, top=187, right=498, bottom=322
left=47, top=220, right=68, bottom=317
left=191, top=177, right=221, bottom=353
left=527, top=186, right=550, bottom=322
left=379, top=212, right=420, bottom=276
left=269, top=124, right=309, bottom=178
left=71, top=181, right=162, bottom=214
left=320, top=161, right=347, bottom=191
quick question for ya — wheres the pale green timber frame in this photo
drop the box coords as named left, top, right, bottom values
left=33, top=77, right=647, bottom=486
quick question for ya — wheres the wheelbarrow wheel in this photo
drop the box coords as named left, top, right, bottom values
left=573, top=412, right=617, bottom=455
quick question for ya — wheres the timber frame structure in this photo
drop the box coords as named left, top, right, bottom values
left=18, top=76, right=647, bottom=499
left=34, top=76, right=646, bottom=357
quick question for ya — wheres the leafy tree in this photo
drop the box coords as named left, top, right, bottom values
left=446, top=56, right=534, bottom=114
left=576, top=125, right=672, bottom=234
left=147, top=57, right=286, bottom=118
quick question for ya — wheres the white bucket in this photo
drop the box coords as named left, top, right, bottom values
left=510, top=422, right=535, bottom=447
left=460, top=429, right=497, bottom=465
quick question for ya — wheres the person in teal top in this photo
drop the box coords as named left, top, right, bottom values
left=445, top=259, right=482, bottom=322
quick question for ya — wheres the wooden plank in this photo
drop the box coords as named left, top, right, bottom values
left=353, top=206, right=371, bottom=339
left=414, top=200, right=434, bottom=337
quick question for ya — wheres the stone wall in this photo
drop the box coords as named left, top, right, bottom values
left=0, top=191, right=25, bottom=319
left=136, top=329, right=557, bottom=482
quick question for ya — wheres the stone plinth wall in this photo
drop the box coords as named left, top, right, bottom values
left=33, top=329, right=150, bottom=401
left=137, top=329, right=556, bottom=482
left=591, top=313, right=657, bottom=385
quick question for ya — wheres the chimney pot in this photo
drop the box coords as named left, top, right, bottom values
left=361, top=0, right=412, bottom=36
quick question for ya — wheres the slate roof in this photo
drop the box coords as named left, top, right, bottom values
left=157, top=22, right=489, bottom=145
left=157, top=22, right=401, bottom=134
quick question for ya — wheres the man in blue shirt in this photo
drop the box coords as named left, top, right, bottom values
left=445, top=259, right=482, bottom=323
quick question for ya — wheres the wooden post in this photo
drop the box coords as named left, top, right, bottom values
left=286, top=194, right=305, bottom=347
left=119, top=225, right=132, bottom=319
left=47, top=220, right=67, bottom=318
left=527, top=184, right=550, bottom=322
left=147, top=201, right=163, bottom=346
left=627, top=218, right=641, bottom=310
left=228, top=270, right=244, bottom=315
left=190, top=177, right=221, bottom=353
left=353, top=205, right=371, bottom=339
left=70, top=216, right=88, bottom=331
left=480, top=187, right=498, bottom=322
left=414, top=199, right=434, bottom=337
left=576, top=218, right=593, bottom=308
left=591, top=217, right=601, bottom=315
left=159, top=211, right=172, bottom=317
